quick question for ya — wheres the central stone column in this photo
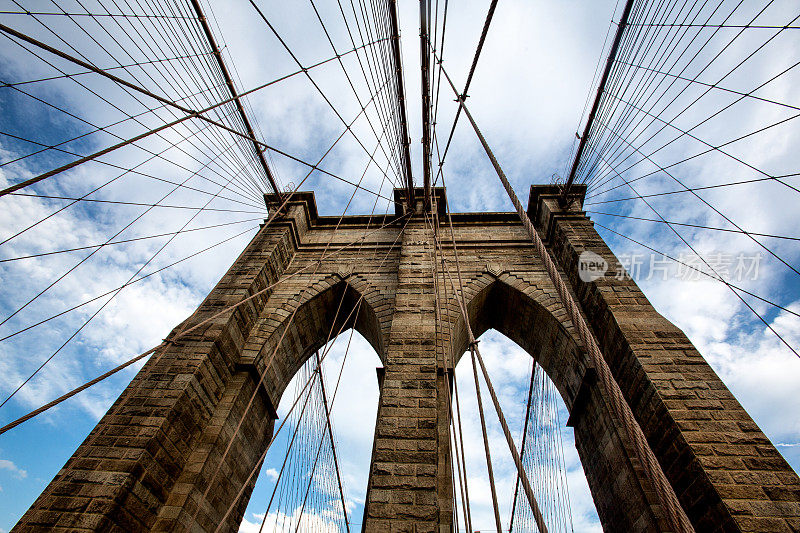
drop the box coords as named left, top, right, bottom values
left=362, top=206, right=453, bottom=532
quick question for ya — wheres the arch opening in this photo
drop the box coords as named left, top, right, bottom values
left=446, top=277, right=666, bottom=531
left=451, top=329, right=601, bottom=532
left=251, top=278, right=388, bottom=409
left=238, top=329, right=382, bottom=533
left=234, top=278, right=387, bottom=532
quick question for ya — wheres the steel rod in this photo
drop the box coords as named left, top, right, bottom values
left=387, top=0, right=416, bottom=207
left=562, top=0, right=635, bottom=200
left=189, top=0, right=280, bottom=194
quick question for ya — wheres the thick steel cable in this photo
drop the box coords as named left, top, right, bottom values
left=188, top=0, right=279, bottom=193
left=429, top=206, right=474, bottom=533
left=435, top=55, right=695, bottom=532
left=430, top=0, right=498, bottom=188
left=434, top=202, right=549, bottom=533
left=470, top=346, right=504, bottom=532
left=419, top=0, right=433, bottom=205
left=423, top=208, right=472, bottom=533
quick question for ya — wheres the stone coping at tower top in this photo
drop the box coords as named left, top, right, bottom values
left=263, top=184, right=588, bottom=230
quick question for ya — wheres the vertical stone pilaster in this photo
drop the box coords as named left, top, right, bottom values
left=363, top=216, right=453, bottom=532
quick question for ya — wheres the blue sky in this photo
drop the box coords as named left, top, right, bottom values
left=1, top=0, right=799, bottom=531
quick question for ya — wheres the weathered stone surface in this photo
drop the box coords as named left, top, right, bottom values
left=12, top=187, right=800, bottom=532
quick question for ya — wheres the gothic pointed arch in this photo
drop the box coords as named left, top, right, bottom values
left=240, top=272, right=391, bottom=406
left=447, top=271, right=669, bottom=530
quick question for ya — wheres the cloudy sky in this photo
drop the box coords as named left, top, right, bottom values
left=0, top=0, right=798, bottom=531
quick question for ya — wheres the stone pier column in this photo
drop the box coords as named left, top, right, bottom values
left=362, top=209, right=454, bottom=532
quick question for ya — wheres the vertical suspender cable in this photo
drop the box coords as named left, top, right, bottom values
left=386, top=0, right=416, bottom=208
left=314, top=350, right=350, bottom=532
left=509, top=361, right=537, bottom=532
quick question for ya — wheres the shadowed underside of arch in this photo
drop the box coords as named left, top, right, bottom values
left=448, top=274, right=669, bottom=531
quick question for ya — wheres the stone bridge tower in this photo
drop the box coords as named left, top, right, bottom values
left=13, top=186, right=800, bottom=532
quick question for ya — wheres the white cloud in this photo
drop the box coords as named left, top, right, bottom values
left=0, top=459, right=27, bottom=480
left=262, top=468, right=278, bottom=482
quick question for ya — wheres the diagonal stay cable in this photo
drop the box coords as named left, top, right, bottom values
left=585, top=172, right=800, bottom=204
left=431, top=0, right=498, bottom=188
left=0, top=23, right=389, bottom=197
left=590, top=114, right=800, bottom=279
left=0, top=209, right=409, bottom=436
left=0, top=113, right=249, bottom=330
left=0, top=77, right=396, bottom=344
left=586, top=210, right=800, bottom=242
left=0, top=141, right=264, bottom=408
left=590, top=153, right=799, bottom=358
left=0, top=216, right=264, bottom=263
left=591, top=220, right=800, bottom=320
left=246, top=0, right=402, bottom=189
